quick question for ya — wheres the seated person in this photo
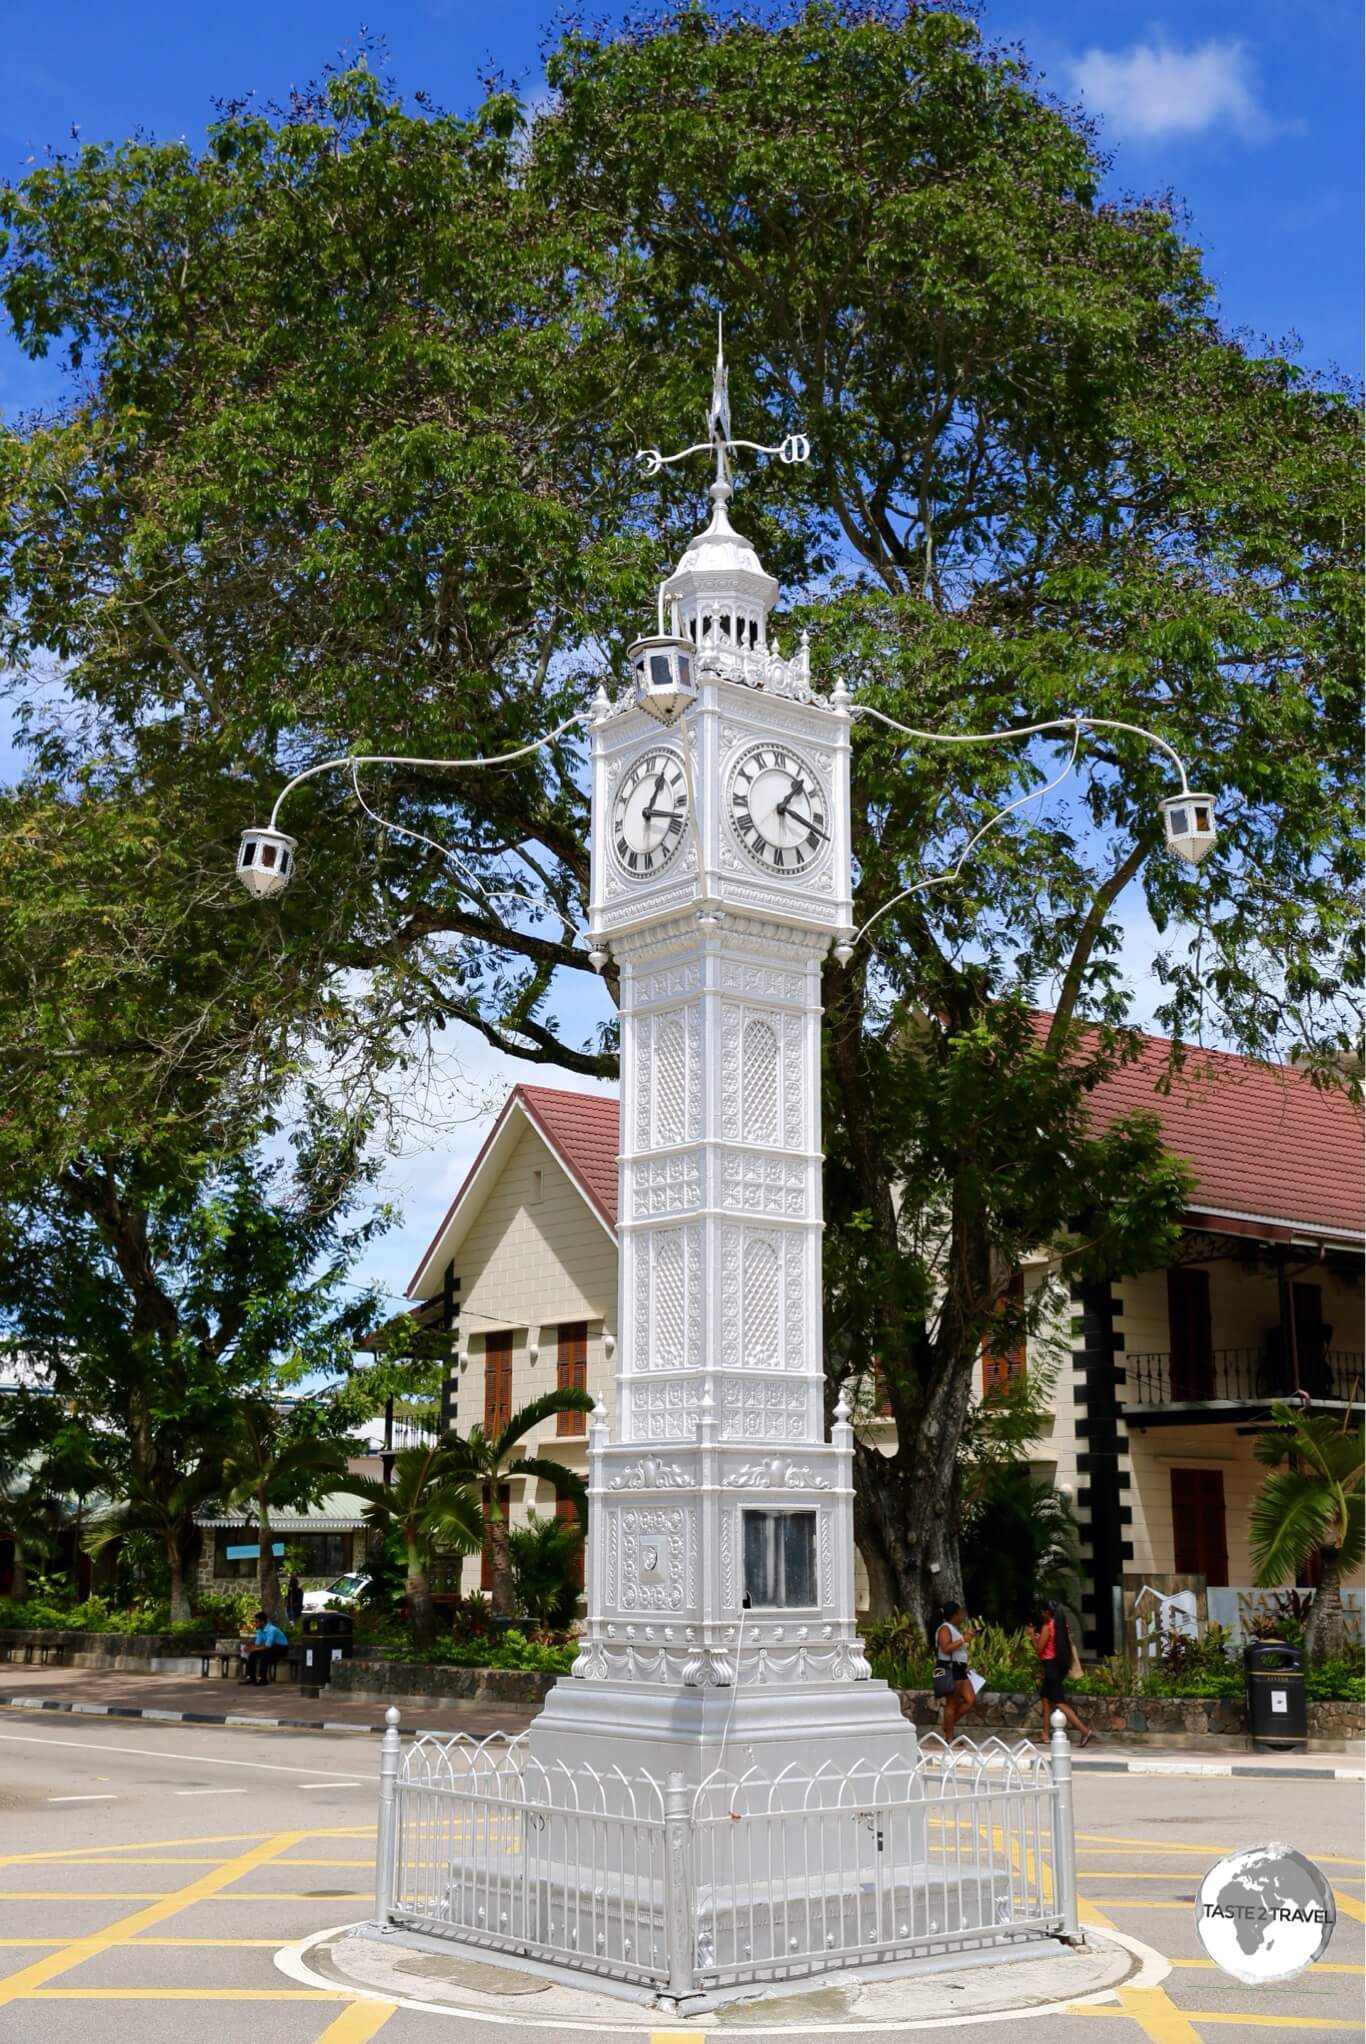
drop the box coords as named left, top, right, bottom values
left=243, top=1611, right=288, bottom=1684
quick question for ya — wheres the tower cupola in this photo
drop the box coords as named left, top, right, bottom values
left=661, top=476, right=779, bottom=655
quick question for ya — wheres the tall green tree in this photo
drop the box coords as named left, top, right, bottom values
left=0, top=1118, right=389, bottom=1622
left=1251, top=1402, right=1365, bottom=1663
left=0, top=8, right=1358, bottom=1624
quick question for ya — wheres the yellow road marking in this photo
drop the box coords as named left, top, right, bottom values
left=0, top=1892, right=174, bottom=1901
left=0, top=1936, right=309, bottom=1949
left=10, top=1858, right=226, bottom=1867
left=314, top=2003, right=397, bottom=2041
left=26, top=1988, right=345, bottom=2000
left=1334, top=1888, right=1366, bottom=1924
left=1077, top=1835, right=1366, bottom=1867
left=1078, top=2012, right=1363, bottom=2031
left=1170, top=2019, right=1364, bottom=2033
left=1169, top=1959, right=1366, bottom=1974
left=0, top=1827, right=368, bottom=1867
left=1113, top=1986, right=1203, bottom=2041
left=0, top=1828, right=308, bottom=2008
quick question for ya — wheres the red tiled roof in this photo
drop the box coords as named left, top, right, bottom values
left=1069, top=1027, right=1364, bottom=1242
left=516, top=1085, right=620, bottom=1229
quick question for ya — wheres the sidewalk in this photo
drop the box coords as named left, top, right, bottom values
left=0, top=1661, right=536, bottom=1738
left=1, top=1664, right=1361, bottom=1777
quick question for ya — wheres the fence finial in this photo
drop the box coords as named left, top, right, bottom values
left=372, top=1705, right=403, bottom=1932
left=1048, top=1709, right=1081, bottom=1943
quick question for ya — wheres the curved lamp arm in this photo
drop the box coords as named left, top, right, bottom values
left=265, top=711, right=592, bottom=831
left=837, top=705, right=1210, bottom=962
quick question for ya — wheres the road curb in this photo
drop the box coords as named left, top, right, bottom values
left=0, top=1692, right=377, bottom=1735
left=2, top=1694, right=1361, bottom=1776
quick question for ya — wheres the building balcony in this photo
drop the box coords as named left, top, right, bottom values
left=1126, top=1344, right=1364, bottom=1420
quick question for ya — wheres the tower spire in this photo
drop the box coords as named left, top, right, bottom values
left=707, top=311, right=731, bottom=485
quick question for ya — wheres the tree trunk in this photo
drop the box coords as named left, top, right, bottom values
left=853, top=1433, right=965, bottom=1634
left=484, top=1489, right=514, bottom=1617
left=405, top=1536, right=436, bottom=1654
left=166, top=1539, right=191, bottom=1626
left=257, top=1492, right=285, bottom=1627
left=1305, top=1546, right=1348, bottom=1664
left=9, top=1548, right=28, bottom=1602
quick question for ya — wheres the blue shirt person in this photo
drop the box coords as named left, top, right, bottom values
left=244, top=1612, right=288, bottom=1685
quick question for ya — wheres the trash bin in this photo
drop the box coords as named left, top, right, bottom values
left=300, top=1610, right=354, bottom=1689
left=1244, top=1638, right=1307, bottom=1751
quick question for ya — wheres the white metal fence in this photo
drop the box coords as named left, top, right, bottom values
left=370, top=1711, right=1081, bottom=2008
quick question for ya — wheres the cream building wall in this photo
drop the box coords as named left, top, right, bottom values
left=450, top=1120, right=617, bottom=1592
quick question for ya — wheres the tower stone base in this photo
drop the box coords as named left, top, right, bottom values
left=528, top=1672, right=919, bottom=1786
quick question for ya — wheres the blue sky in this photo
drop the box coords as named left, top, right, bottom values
left=0, top=1, right=1358, bottom=1310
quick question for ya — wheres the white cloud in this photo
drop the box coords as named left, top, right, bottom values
left=1069, top=35, right=1279, bottom=143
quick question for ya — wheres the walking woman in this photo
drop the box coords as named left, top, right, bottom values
left=1030, top=1600, right=1092, bottom=1745
left=932, top=1600, right=978, bottom=1741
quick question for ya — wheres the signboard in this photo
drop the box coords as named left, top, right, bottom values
left=224, top=1542, right=286, bottom=1560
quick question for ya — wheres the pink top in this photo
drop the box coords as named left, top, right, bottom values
left=1037, top=1618, right=1056, bottom=1663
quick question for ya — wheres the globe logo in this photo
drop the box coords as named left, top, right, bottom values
left=1195, top=1843, right=1337, bottom=1985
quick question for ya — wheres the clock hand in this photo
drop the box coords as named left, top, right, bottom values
left=641, top=803, right=682, bottom=822
left=774, top=776, right=830, bottom=840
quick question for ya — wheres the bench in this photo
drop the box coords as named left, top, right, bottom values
left=200, top=1640, right=303, bottom=1683
left=0, top=1640, right=66, bottom=1666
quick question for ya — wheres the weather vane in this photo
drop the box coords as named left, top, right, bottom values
left=635, top=313, right=810, bottom=480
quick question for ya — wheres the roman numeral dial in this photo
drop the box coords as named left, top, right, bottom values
left=728, top=742, right=830, bottom=874
left=611, top=749, right=689, bottom=878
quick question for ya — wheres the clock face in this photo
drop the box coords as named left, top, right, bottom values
left=728, top=741, right=830, bottom=874
left=611, top=747, right=689, bottom=878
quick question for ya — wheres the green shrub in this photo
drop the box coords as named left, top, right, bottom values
left=508, top=1514, right=583, bottom=1630
left=420, top=1628, right=576, bottom=1674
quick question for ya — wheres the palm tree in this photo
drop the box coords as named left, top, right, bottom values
left=0, top=1462, right=58, bottom=1602
left=1251, top=1402, right=1365, bottom=1662
left=218, top=1399, right=354, bottom=1626
left=84, top=1465, right=221, bottom=1623
left=441, top=1389, right=593, bottom=1617
left=348, top=1445, right=483, bottom=1653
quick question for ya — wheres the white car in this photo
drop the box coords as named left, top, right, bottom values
left=301, top=1572, right=370, bottom=1613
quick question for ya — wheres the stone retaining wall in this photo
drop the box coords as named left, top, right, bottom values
left=327, top=1656, right=556, bottom=1710
left=0, top=1627, right=216, bottom=1678
left=896, top=1685, right=1364, bottom=1747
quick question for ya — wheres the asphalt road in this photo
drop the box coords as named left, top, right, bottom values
left=0, top=1710, right=1360, bottom=2043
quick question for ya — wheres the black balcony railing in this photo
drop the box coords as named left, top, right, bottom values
left=1128, top=1346, right=1364, bottom=1408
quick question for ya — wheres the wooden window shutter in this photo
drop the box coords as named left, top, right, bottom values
left=1167, top=1268, right=1213, bottom=1400
left=483, top=1332, right=514, bottom=1435
left=556, top=1492, right=585, bottom=1589
left=556, top=1323, right=589, bottom=1436
left=981, top=1272, right=1026, bottom=1396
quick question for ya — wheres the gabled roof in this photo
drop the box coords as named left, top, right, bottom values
left=407, top=1084, right=618, bottom=1299
left=1072, top=1026, right=1363, bottom=1245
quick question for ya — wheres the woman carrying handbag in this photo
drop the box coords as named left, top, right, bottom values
left=932, top=1599, right=979, bottom=1740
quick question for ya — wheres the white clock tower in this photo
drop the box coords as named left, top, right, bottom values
left=530, top=344, right=918, bottom=1783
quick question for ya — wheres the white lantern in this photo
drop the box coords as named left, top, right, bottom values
left=627, top=634, right=697, bottom=726
left=236, top=825, right=298, bottom=897
left=1159, top=792, right=1217, bottom=865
